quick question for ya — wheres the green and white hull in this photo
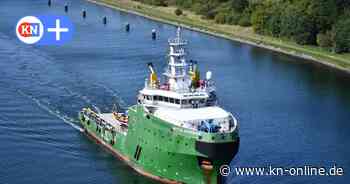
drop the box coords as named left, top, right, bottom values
left=79, top=105, right=239, bottom=184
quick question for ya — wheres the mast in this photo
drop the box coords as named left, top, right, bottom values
left=164, top=27, right=190, bottom=92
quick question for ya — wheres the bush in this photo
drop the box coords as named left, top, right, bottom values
left=317, top=31, right=333, bottom=48
left=238, top=13, right=251, bottom=27
left=226, top=12, right=241, bottom=25
left=174, top=8, right=183, bottom=16
left=142, top=0, right=167, bottom=6
left=154, top=0, right=168, bottom=6
left=203, top=9, right=216, bottom=20
left=214, top=12, right=227, bottom=24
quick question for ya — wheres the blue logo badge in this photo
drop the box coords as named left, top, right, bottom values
left=16, top=15, right=74, bottom=45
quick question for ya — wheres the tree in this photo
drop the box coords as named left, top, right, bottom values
left=133, top=0, right=350, bottom=53
left=231, top=0, right=249, bottom=13
left=280, top=4, right=316, bottom=45
left=251, top=6, right=269, bottom=34
left=332, top=18, right=350, bottom=53
left=336, top=0, right=350, bottom=12
left=307, top=0, right=337, bottom=32
left=251, top=2, right=283, bottom=36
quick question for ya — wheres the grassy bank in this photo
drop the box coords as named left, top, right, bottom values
left=88, top=0, right=350, bottom=73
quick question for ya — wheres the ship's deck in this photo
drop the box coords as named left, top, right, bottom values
left=98, top=113, right=128, bottom=134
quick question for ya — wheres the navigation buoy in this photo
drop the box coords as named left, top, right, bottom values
left=152, top=29, right=157, bottom=40
left=125, top=23, right=130, bottom=32
left=48, top=0, right=51, bottom=7
left=64, top=4, right=68, bottom=12
left=103, top=16, right=107, bottom=25
left=82, top=9, right=87, bottom=18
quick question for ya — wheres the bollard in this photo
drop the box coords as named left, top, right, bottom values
left=125, top=23, right=130, bottom=32
left=64, top=4, right=68, bottom=12
left=48, top=0, right=51, bottom=7
left=103, top=16, right=107, bottom=25
left=152, top=29, right=157, bottom=40
left=82, top=9, right=87, bottom=18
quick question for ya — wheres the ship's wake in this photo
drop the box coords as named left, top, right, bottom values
left=17, top=89, right=84, bottom=132
left=1, top=37, right=130, bottom=134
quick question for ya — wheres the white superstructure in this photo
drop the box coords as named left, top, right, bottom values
left=138, top=27, right=237, bottom=133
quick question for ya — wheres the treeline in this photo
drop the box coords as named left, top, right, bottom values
left=132, top=0, right=350, bottom=54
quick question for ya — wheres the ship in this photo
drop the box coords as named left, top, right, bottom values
left=79, top=27, right=239, bottom=184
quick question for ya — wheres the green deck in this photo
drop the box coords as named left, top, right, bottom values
left=79, top=105, right=239, bottom=184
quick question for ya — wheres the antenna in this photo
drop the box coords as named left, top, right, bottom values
left=176, top=27, right=181, bottom=40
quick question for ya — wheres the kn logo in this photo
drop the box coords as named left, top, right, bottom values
left=16, top=15, right=73, bottom=45
left=16, top=16, right=44, bottom=44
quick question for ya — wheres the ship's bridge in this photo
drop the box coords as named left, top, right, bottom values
left=138, top=88, right=210, bottom=108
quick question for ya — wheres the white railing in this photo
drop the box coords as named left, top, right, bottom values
left=168, top=38, right=187, bottom=45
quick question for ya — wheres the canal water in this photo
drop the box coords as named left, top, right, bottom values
left=0, top=0, right=349, bottom=183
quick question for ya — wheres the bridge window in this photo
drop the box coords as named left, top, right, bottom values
left=148, top=95, right=182, bottom=105
left=154, top=95, right=159, bottom=101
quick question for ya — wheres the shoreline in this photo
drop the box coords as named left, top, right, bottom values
left=87, top=0, right=350, bottom=75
